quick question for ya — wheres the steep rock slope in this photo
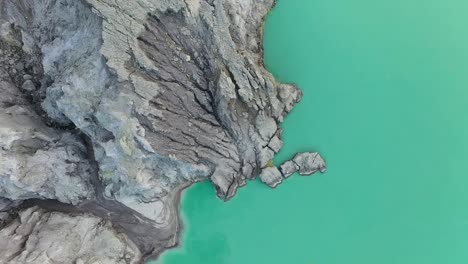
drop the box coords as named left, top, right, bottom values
left=0, top=0, right=326, bottom=262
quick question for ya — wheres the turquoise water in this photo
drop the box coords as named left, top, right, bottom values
left=155, top=0, right=468, bottom=263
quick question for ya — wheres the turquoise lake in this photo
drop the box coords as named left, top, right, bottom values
left=155, top=0, right=468, bottom=263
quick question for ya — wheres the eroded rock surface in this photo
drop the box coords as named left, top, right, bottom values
left=0, top=0, right=326, bottom=262
left=259, top=166, right=283, bottom=188
left=0, top=34, right=95, bottom=205
left=0, top=206, right=140, bottom=264
left=280, top=152, right=327, bottom=178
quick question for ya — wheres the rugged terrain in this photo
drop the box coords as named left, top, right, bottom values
left=0, top=0, right=325, bottom=263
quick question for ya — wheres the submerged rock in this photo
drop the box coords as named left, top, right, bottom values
left=0, top=0, right=326, bottom=262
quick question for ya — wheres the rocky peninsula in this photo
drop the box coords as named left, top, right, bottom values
left=0, top=0, right=325, bottom=263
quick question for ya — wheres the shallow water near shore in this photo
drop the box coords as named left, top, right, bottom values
left=153, top=0, right=468, bottom=263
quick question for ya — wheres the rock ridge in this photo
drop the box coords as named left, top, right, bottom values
left=0, top=0, right=326, bottom=263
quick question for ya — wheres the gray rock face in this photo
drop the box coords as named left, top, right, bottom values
left=0, top=103, right=96, bottom=204
left=0, top=198, right=20, bottom=229
left=0, top=0, right=326, bottom=262
left=280, top=160, right=301, bottom=178
left=0, top=206, right=140, bottom=264
left=0, top=37, right=95, bottom=205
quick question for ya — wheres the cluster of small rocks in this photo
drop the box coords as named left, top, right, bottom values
left=0, top=23, right=42, bottom=94
left=259, top=152, right=327, bottom=187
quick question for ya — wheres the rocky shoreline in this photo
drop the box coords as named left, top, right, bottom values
left=0, top=0, right=325, bottom=263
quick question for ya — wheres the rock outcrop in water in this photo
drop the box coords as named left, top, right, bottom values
left=280, top=152, right=326, bottom=178
left=0, top=0, right=326, bottom=262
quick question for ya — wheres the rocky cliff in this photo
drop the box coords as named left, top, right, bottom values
left=0, top=0, right=325, bottom=263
